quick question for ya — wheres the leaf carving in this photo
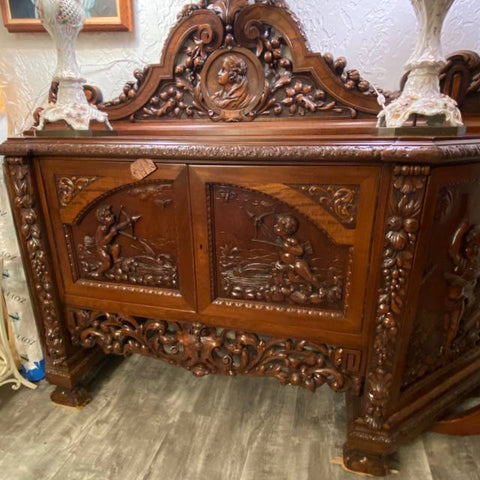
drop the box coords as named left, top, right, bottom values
left=209, top=0, right=249, bottom=24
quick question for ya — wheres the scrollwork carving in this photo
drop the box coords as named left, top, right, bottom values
left=291, top=184, right=359, bottom=228
left=57, top=176, right=98, bottom=208
left=134, top=0, right=358, bottom=122
left=6, top=159, right=67, bottom=366
left=67, top=308, right=362, bottom=394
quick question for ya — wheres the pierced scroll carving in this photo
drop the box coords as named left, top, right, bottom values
left=361, top=166, right=430, bottom=429
left=6, top=159, right=67, bottom=365
left=67, top=308, right=362, bottom=394
left=57, top=176, right=99, bottom=208
left=76, top=204, right=178, bottom=289
left=291, top=185, right=360, bottom=228
left=104, top=0, right=362, bottom=122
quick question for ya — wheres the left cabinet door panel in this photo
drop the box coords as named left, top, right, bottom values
left=38, top=158, right=196, bottom=312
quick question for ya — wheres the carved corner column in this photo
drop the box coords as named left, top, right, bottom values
left=3, top=157, right=99, bottom=406
left=344, top=165, right=431, bottom=476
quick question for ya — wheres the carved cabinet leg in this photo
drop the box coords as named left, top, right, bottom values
left=342, top=166, right=431, bottom=475
left=3, top=157, right=103, bottom=402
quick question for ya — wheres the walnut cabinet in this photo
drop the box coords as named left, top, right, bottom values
left=2, top=1, right=480, bottom=476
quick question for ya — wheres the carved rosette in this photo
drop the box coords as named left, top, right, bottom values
left=5, top=158, right=67, bottom=365
left=67, top=308, right=362, bottom=394
left=362, top=165, right=430, bottom=429
left=57, top=176, right=98, bottom=207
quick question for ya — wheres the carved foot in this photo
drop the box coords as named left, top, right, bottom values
left=51, top=385, right=91, bottom=408
left=343, top=446, right=390, bottom=477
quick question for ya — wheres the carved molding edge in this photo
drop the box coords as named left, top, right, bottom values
left=5, top=158, right=67, bottom=366
left=67, top=308, right=363, bottom=394
left=57, top=176, right=99, bottom=208
left=3, top=142, right=480, bottom=165
left=76, top=280, right=182, bottom=297
left=361, top=165, right=430, bottom=430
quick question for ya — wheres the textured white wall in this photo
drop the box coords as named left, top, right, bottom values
left=0, top=0, right=479, bottom=132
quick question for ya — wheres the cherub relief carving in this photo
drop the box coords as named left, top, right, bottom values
left=444, top=219, right=480, bottom=356
left=270, top=214, right=342, bottom=305
left=76, top=204, right=178, bottom=289
left=212, top=54, right=252, bottom=110
left=93, top=205, right=141, bottom=277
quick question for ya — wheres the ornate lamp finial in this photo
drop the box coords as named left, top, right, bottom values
left=35, top=0, right=112, bottom=132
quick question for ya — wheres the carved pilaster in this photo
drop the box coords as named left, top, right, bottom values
left=4, top=157, right=67, bottom=366
left=348, top=165, right=430, bottom=437
left=343, top=165, right=430, bottom=474
left=363, top=165, right=430, bottom=429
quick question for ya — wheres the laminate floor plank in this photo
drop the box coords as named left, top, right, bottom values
left=0, top=355, right=478, bottom=480
left=422, top=432, right=480, bottom=480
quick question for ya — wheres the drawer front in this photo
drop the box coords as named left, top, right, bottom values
left=190, top=165, right=379, bottom=335
left=38, top=158, right=196, bottom=312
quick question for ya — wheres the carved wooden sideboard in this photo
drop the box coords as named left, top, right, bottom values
left=2, top=1, right=480, bottom=476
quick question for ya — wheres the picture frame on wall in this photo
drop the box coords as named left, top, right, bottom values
left=1, top=0, right=133, bottom=33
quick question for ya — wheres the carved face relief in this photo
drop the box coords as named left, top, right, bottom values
left=213, top=54, right=252, bottom=110
left=202, top=48, right=264, bottom=120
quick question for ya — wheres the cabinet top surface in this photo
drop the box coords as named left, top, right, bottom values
left=2, top=133, right=480, bottom=165
left=3, top=0, right=480, bottom=161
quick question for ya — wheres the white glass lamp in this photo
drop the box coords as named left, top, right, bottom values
left=35, top=0, right=112, bottom=132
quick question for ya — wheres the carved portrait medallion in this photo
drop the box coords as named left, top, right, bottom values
left=202, top=48, right=264, bottom=120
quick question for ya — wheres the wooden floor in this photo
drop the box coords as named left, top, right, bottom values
left=1, top=355, right=479, bottom=480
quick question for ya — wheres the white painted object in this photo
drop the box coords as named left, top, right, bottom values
left=377, top=0, right=464, bottom=129
left=0, top=258, right=37, bottom=391
left=35, top=0, right=112, bottom=131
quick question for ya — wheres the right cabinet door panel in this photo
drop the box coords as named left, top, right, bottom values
left=190, top=165, right=379, bottom=336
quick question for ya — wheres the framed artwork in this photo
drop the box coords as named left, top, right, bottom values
left=1, top=0, right=133, bottom=33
